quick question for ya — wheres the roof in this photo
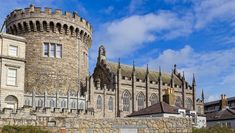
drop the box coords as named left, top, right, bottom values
left=206, top=108, right=235, bottom=121
left=205, top=96, right=235, bottom=106
left=128, top=102, right=180, bottom=117
left=106, top=61, right=183, bottom=86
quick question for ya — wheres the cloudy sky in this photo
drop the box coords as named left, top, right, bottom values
left=1, top=0, right=235, bottom=102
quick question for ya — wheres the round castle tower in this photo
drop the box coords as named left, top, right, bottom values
left=5, top=5, right=92, bottom=94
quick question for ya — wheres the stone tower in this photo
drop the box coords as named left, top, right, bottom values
left=5, top=5, right=92, bottom=94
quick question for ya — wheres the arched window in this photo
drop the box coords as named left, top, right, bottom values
left=63, top=24, right=68, bottom=35
left=18, top=23, right=23, bottom=34
left=137, top=92, right=145, bottom=110
left=71, top=101, right=76, bottom=109
left=5, top=95, right=18, bottom=110
left=149, top=93, right=159, bottom=105
left=23, top=22, right=28, bottom=32
left=50, top=100, right=55, bottom=108
left=61, top=100, right=66, bottom=108
left=97, top=95, right=102, bottom=109
left=29, top=21, right=34, bottom=31
left=36, top=21, right=41, bottom=31
left=108, top=97, right=113, bottom=111
left=43, top=21, right=47, bottom=31
left=123, top=90, right=130, bottom=112
left=38, top=99, right=43, bottom=107
left=175, top=96, right=183, bottom=107
left=80, top=102, right=84, bottom=109
left=70, top=26, right=74, bottom=36
left=186, top=98, right=193, bottom=110
left=56, top=23, right=61, bottom=33
left=198, top=106, right=202, bottom=114
left=50, top=22, right=54, bottom=32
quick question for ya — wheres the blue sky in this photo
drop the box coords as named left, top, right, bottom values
left=1, top=0, right=235, bottom=102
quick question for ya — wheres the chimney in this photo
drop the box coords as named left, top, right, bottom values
left=163, top=88, right=175, bottom=106
left=220, top=94, right=228, bottom=109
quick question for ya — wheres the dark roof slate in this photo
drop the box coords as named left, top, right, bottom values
left=128, top=102, right=180, bottom=117
left=206, top=108, right=235, bottom=121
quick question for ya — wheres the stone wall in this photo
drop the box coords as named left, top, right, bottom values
left=0, top=108, right=192, bottom=133
left=5, top=5, right=92, bottom=94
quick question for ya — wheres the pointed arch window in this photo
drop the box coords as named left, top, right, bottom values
left=123, top=91, right=130, bottom=112
left=61, top=100, right=66, bottom=108
left=150, top=93, right=159, bottom=105
left=38, top=99, right=43, bottom=107
left=80, top=102, right=84, bottom=109
left=50, top=100, right=55, bottom=108
left=108, top=97, right=113, bottom=111
left=175, top=96, right=183, bottom=107
left=97, top=95, right=102, bottom=109
left=137, top=92, right=145, bottom=110
left=186, top=98, right=193, bottom=110
left=71, top=101, right=76, bottom=109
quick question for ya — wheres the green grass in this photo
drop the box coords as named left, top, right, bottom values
left=1, top=125, right=50, bottom=133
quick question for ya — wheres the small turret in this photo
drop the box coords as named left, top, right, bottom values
left=132, top=60, right=136, bottom=76
left=118, top=58, right=121, bottom=69
left=158, top=66, right=162, bottom=80
left=171, top=70, right=175, bottom=88
left=192, top=73, right=196, bottom=87
left=146, top=64, right=149, bottom=75
left=201, top=89, right=205, bottom=103
left=182, top=71, right=185, bottom=81
left=173, top=64, right=177, bottom=74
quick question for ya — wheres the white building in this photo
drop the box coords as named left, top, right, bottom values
left=128, top=88, right=206, bottom=128
left=0, top=33, right=26, bottom=110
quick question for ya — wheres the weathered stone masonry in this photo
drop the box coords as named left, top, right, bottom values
left=5, top=5, right=92, bottom=94
left=0, top=108, right=192, bottom=133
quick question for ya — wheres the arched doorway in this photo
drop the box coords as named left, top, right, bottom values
left=5, top=95, right=18, bottom=110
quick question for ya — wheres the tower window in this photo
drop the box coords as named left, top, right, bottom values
left=50, top=43, right=56, bottom=57
left=9, top=45, right=18, bottom=57
left=43, top=43, right=49, bottom=57
left=56, top=44, right=62, bottom=58
left=43, top=42, right=62, bottom=58
left=7, top=68, right=17, bottom=86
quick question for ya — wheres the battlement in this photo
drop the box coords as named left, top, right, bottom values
left=5, top=5, right=92, bottom=47
left=7, top=5, right=92, bottom=31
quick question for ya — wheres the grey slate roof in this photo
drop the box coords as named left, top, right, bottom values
left=206, top=108, right=235, bottom=121
left=127, top=102, right=180, bottom=117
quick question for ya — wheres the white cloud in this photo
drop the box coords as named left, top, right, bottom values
left=194, top=0, right=235, bottom=29
left=95, top=11, right=193, bottom=59
left=146, top=45, right=235, bottom=99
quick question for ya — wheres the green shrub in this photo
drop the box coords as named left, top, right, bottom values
left=193, top=125, right=235, bottom=133
left=1, top=125, right=50, bottom=133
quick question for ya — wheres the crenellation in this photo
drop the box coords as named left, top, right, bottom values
left=45, top=8, right=52, bottom=14
left=34, top=7, right=42, bottom=13
left=55, top=9, right=62, bottom=15
left=65, top=11, right=71, bottom=17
